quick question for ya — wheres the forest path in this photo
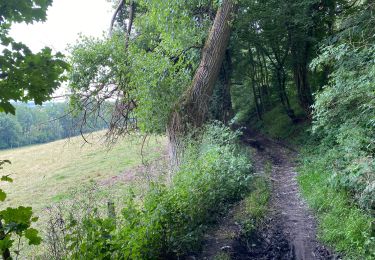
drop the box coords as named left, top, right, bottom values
left=191, top=129, right=335, bottom=260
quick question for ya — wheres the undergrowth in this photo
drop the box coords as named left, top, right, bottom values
left=249, top=103, right=310, bottom=146
left=235, top=160, right=271, bottom=243
left=249, top=105, right=374, bottom=259
left=298, top=150, right=375, bottom=259
left=45, top=123, right=253, bottom=259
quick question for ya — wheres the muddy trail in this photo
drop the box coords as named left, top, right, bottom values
left=192, top=129, right=337, bottom=260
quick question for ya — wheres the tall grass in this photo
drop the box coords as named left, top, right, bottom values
left=298, top=151, right=375, bottom=259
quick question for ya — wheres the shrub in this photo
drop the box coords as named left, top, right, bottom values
left=52, top=123, right=253, bottom=259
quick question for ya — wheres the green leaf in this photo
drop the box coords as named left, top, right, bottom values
left=1, top=206, right=33, bottom=224
left=0, top=236, right=13, bottom=252
left=0, top=102, right=16, bottom=115
left=1, top=175, right=13, bottom=183
left=24, top=228, right=42, bottom=245
left=0, top=160, right=11, bottom=169
left=0, top=189, right=6, bottom=202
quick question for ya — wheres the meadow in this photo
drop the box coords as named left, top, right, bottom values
left=0, top=132, right=167, bottom=213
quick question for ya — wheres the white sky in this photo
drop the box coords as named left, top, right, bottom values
left=10, top=0, right=114, bottom=53
left=7, top=0, right=114, bottom=100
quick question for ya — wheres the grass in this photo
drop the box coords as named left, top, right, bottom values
left=0, top=131, right=166, bottom=213
left=247, top=105, right=374, bottom=259
left=40, top=124, right=254, bottom=258
left=298, top=155, right=375, bottom=259
left=214, top=252, right=231, bottom=260
left=235, top=160, right=271, bottom=235
left=250, top=103, right=309, bottom=145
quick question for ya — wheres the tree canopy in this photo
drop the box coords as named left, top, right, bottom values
left=68, top=0, right=374, bottom=210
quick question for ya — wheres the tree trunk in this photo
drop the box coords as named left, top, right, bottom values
left=293, top=61, right=313, bottom=114
left=289, top=26, right=314, bottom=116
left=167, top=0, right=235, bottom=167
left=251, top=73, right=262, bottom=120
left=276, top=66, right=296, bottom=121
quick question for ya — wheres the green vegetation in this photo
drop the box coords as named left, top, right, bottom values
left=235, top=161, right=271, bottom=237
left=0, top=1, right=68, bottom=114
left=0, top=103, right=113, bottom=150
left=1, top=0, right=374, bottom=258
left=0, top=132, right=166, bottom=213
left=214, top=252, right=231, bottom=260
left=51, top=124, right=253, bottom=259
left=253, top=103, right=374, bottom=260
left=0, top=160, right=42, bottom=259
left=0, top=2, right=68, bottom=258
left=252, top=103, right=374, bottom=259
left=298, top=151, right=375, bottom=259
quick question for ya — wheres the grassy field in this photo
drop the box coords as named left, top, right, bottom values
left=0, top=132, right=167, bottom=213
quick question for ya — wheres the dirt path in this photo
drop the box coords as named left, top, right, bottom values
left=192, top=129, right=336, bottom=260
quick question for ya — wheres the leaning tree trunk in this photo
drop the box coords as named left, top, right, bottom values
left=167, top=0, right=235, bottom=167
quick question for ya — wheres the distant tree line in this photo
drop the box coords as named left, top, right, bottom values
left=0, top=103, right=112, bottom=149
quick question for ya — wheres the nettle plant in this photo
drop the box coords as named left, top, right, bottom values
left=0, top=160, right=41, bottom=259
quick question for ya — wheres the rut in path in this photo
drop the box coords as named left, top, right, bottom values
left=194, top=129, right=336, bottom=260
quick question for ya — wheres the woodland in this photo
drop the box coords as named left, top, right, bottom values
left=0, top=0, right=374, bottom=259
left=0, top=103, right=111, bottom=149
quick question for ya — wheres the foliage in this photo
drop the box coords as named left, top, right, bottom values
left=310, top=0, right=375, bottom=210
left=298, top=151, right=375, bottom=259
left=69, top=0, right=218, bottom=135
left=0, top=0, right=68, bottom=114
left=0, top=160, right=41, bottom=259
left=229, top=0, right=338, bottom=122
left=235, top=170, right=271, bottom=239
left=52, top=123, right=252, bottom=259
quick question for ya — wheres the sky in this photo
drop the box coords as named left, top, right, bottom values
left=10, top=0, right=114, bottom=53
left=8, top=0, right=114, bottom=99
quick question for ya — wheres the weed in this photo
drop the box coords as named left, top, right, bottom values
left=44, top=123, right=254, bottom=259
left=235, top=160, right=271, bottom=237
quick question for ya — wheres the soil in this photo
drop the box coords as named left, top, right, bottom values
left=190, top=128, right=339, bottom=260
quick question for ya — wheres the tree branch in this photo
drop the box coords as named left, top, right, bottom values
left=109, top=0, right=125, bottom=36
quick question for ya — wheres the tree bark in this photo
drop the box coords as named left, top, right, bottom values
left=277, top=66, right=296, bottom=121
left=167, top=0, right=235, bottom=167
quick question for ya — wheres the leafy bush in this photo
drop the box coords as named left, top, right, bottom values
left=310, top=44, right=375, bottom=210
left=309, top=1, right=375, bottom=211
left=53, top=123, right=252, bottom=259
